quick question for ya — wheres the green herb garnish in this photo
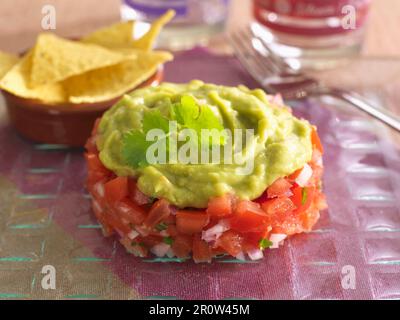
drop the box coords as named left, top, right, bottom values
left=121, top=95, right=226, bottom=169
left=163, top=236, right=174, bottom=245
left=171, top=95, right=225, bottom=145
left=301, top=188, right=308, bottom=205
left=155, top=222, right=168, bottom=231
left=259, top=238, right=273, bottom=249
left=131, top=241, right=146, bottom=247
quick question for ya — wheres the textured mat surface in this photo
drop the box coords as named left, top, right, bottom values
left=0, top=48, right=399, bottom=299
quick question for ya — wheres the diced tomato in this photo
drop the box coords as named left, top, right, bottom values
left=176, top=210, right=210, bottom=235
left=84, top=136, right=98, bottom=153
left=291, top=186, right=315, bottom=214
left=104, top=210, right=131, bottom=234
left=216, top=230, right=243, bottom=257
left=253, top=190, right=269, bottom=204
left=104, top=177, right=128, bottom=204
left=120, top=237, right=148, bottom=257
left=261, top=197, right=295, bottom=215
left=192, top=235, right=212, bottom=263
left=114, top=198, right=146, bottom=225
left=141, top=235, right=163, bottom=247
left=167, top=224, right=178, bottom=237
left=91, top=118, right=101, bottom=136
left=128, top=179, right=151, bottom=205
left=243, top=230, right=270, bottom=250
left=311, top=127, right=324, bottom=154
left=229, top=200, right=269, bottom=233
left=172, top=234, right=193, bottom=258
left=143, top=199, right=171, bottom=228
left=206, top=194, right=235, bottom=218
left=91, top=200, right=114, bottom=237
left=267, top=178, right=292, bottom=198
left=288, top=167, right=303, bottom=182
left=85, top=153, right=110, bottom=184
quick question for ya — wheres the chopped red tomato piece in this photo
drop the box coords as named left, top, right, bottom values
left=172, top=234, right=193, bottom=258
left=311, top=127, right=324, bottom=154
left=143, top=199, right=171, bottom=228
left=120, top=237, right=148, bottom=257
left=229, top=200, right=269, bottom=233
left=128, top=179, right=151, bottom=205
left=104, top=176, right=128, bottom=204
left=176, top=210, right=210, bottom=235
left=288, top=167, right=303, bottom=182
left=192, top=235, right=212, bottom=263
left=114, top=198, right=146, bottom=225
left=216, top=230, right=243, bottom=257
left=206, top=194, right=235, bottom=218
left=91, top=118, right=101, bottom=136
left=142, top=235, right=163, bottom=247
left=167, top=224, right=178, bottom=237
left=261, top=197, right=295, bottom=215
left=291, top=186, right=315, bottom=214
left=85, top=153, right=110, bottom=184
left=104, top=210, right=131, bottom=234
left=243, top=230, right=270, bottom=250
left=267, top=178, right=292, bottom=198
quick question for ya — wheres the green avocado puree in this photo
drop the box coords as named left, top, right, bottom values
left=96, top=80, right=312, bottom=208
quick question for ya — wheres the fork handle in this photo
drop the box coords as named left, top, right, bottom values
left=316, top=86, right=400, bottom=133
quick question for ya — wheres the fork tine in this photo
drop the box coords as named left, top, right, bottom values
left=239, top=27, right=282, bottom=75
left=235, top=28, right=281, bottom=77
left=229, top=31, right=281, bottom=90
left=247, top=24, right=296, bottom=74
left=228, top=32, right=266, bottom=84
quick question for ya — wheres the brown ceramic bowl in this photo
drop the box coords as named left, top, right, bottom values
left=2, top=67, right=163, bottom=147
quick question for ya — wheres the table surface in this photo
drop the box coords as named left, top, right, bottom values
left=1, top=0, right=400, bottom=57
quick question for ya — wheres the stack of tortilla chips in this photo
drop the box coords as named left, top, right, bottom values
left=0, top=10, right=174, bottom=104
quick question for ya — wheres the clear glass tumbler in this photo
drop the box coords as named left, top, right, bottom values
left=252, top=0, right=372, bottom=69
left=121, top=0, right=230, bottom=51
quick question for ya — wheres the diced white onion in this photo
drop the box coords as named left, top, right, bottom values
left=201, top=220, right=230, bottom=243
left=93, top=182, right=105, bottom=197
left=269, top=233, right=287, bottom=249
left=247, top=249, right=264, bottom=260
left=295, top=163, right=313, bottom=187
left=135, top=226, right=150, bottom=237
left=92, top=200, right=102, bottom=214
left=127, top=230, right=139, bottom=240
left=235, top=252, right=246, bottom=261
left=166, top=248, right=175, bottom=258
left=159, top=230, right=169, bottom=237
left=117, top=204, right=131, bottom=214
left=150, top=243, right=170, bottom=257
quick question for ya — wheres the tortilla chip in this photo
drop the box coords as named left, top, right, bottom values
left=81, top=10, right=175, bottom=51
left=0, top=50, right=66, bottom=103
left=30, top=33, right=127, bottom=87
left=64, top=50, right=173, bottom=103
left=132, top=10, right=175, bottom=51
left=0, top=51, right=19, bottom=79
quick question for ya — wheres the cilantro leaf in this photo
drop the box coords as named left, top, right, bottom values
left=171, top=95, right=225, bottom=146
left=163, top=236, right=174, bottom=245
left=142, top=109, right=170, bottom=134
left=122, top=129, right=153, bottom=168
left=259, top=238, right=273, bottom=249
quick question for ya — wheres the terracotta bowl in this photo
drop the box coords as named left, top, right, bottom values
left=2, top=67, right=163, bottom=147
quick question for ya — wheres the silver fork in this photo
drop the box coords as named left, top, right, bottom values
left=229, top=26, right=400, bottom=133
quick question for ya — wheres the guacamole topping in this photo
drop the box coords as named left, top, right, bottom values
left=97, top=80, right=313, bottom=208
